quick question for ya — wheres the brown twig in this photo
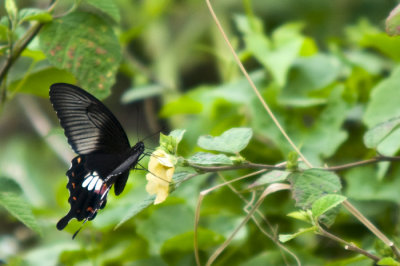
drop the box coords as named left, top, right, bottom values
left=188, top=155, right=400, bottom=173
left=190, top=162, right=285, bottom=172
left=318, top=226, right=380, bottom=262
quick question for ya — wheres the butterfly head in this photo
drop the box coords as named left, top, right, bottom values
left=130, top=141, right=145, bottom=157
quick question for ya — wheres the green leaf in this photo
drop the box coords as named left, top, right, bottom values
left=311, top=194, right=346, bottom=218
left=121, top=84, right=163, bottom=103
left=187, top=152, right=233, bottom=165
left=287, top=210, right=313, bottom=224
left=363, top=67, right=400, bottom=155
left=386, top=5, right=400, bottom=36
left=301, top=85, right=349, bottom=165
left=345, top=166, right=400, bottom=204
left=279, top=54, right=341, bottom=106
left=18, top=8, right=52, bottom=23
left=161, top=228, right=224, bottom=254
left=235, top=15, right=304, bottom=87
left=0, top=177, right=42, bottom=234
left=378, top=257, right=400, bottom=266
left=136, top=204, right=194, bottom=253
left=289, top=169, right=342, bottom=209
left=0, top=22, right=8, bottom=42
left=21, top=49, right=46, bottom=61
left=364, top=117, right=400, bottom=149
left=85, top=0, right=121, bottom=23
left=160, top=96, right=203, bottom=117
left=197, top=127, right=253, bottom=154
left=7, top=67, right=76, bottom=97
left=364, top=66, right=400, bottom=127
left=279, top=226, right=317, bottom=243
left=114, top=194, right=155, bottom=229
left=169, top=129, right=186, bottom=145
left=6, top=0, right=18, bottom=24
left=159, top=132, right=181, bottom=155
left=249, top=170, right=290, bottom=189
left=39, top=12, right=122, bottom=99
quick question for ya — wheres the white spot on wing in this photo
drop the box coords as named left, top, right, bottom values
left=95, top=179, right=103, bottom=191
left=82, top=175, right=93, bottom=188
left=88, top=176, right=99, bottom=191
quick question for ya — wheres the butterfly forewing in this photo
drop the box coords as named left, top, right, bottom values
left=50, top=83, right=130, bottom=154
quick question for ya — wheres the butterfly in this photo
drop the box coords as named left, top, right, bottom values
left=49, top=83, right=145, bottom=237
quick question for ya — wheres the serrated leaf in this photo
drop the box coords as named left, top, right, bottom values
left=7, top=67, right=75, bottom=97
left=114, top=194, right=155, bottom=229
left=311, top=194, right=346, bottom=218
left=386, top=4, right=400, bottom=36
left=279, top=226, right=317, bottom=243
left=0, top=177, right=42, bottom=234
left=364, top=117, right=400, bottom=148
left=198, top=128, right=253, bottom=154
left=187, top=152, right=233, bottom=165
left=39, top=12, right=122, bottom=99
left=378, top=257, right=400, bottom=266
left=85, top=0, right=120, bottom=23
left=289, top=169, right=342, bottom=209
left=121, top=84, right=163, bottom=103
left=18, top=8, right=52, bottom=23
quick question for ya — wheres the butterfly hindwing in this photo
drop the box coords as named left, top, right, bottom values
left=49, top=83, right=131, bottom=155
left=57, top=155, right=113, bottom=230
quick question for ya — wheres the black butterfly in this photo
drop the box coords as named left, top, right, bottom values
left=50, top=83, right=145, bottom=236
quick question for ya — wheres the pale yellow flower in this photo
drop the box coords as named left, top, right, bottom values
left=145, top=149, right=175, bottom=204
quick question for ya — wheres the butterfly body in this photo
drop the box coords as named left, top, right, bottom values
left=50, top=83, right=144, bottom=232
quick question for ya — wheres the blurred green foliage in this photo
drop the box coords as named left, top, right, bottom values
left=2, top=0, right=400, bottom=265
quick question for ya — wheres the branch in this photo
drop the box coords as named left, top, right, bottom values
left=190, top=162, right=286, bottom=172
left=0, top=0, right=58, bottom=105
left=188, top=155, right=400, bottom=173
left=318, top=226, right=380, bottom=262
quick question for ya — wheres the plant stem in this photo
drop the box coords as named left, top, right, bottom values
left=318, top=226, right=380, bottom=262
left=205, top=0, right=312, bottom=168
left=188, top=155, right=400, bottom=173
left=0, top=23, right=43, bottom=85
left=342, top=200, right=400, bottom=260
left=0, top=0, right=58, bottom=107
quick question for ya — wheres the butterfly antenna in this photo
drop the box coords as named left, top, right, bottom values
left=136, top=104, right=140, bottom=143
left=72, top=219, right=88, bottom=239
left=135, top=162, right=171, bottom=184
left=139, top=129, right=162, bottom=143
